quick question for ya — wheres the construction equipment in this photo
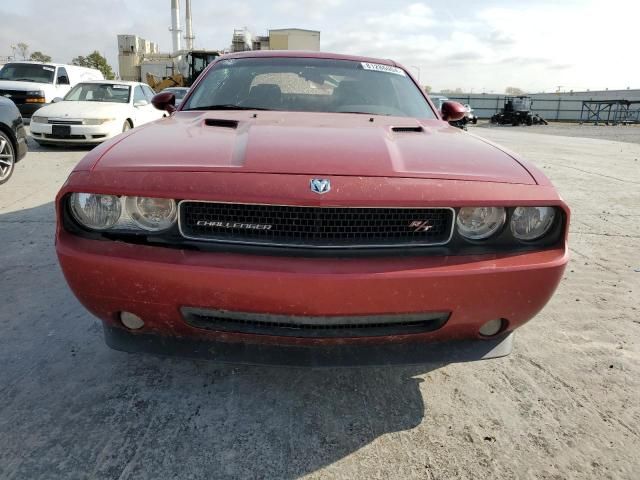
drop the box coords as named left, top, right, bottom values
left=490, top=96, right=548, bottom=126
left=146, top=72, right=185, bottom=92
left=145, top=50, right=220, bottom=92
left=184, top=50, right=220, bottom=86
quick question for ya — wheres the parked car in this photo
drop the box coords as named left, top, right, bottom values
left=0, top=62, right=103, bottom=120
left=0, top=97, right=28, bottom=185
left=160, top=87, right=189, bottom=106
left=30, top=81, right=165, bottom=145
left=464, top=104, right=478, bottom=124
left=55, top=51, right=569, bottom=366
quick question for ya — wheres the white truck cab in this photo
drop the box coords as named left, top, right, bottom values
left=0, top=62, right=104, bottom=119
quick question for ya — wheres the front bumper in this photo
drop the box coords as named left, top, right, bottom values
left=103, top=323, right=515, bottom=367
left=30, top=121, right=119, bottom=144
left=57, top=230, right=568, bottom=365
left=16, top=124, right=27, bottom=161
left=16, top=102, right=43, bottom=119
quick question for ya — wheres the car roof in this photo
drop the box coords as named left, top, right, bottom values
left=3, top=61, right=95, bottom=69
left=74, top=80, right=143, bottom=86
left=220, top=50, right=399, bottom=67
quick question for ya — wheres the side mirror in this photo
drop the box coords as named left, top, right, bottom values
left=134, top=99, right=149, bottom=108
left=151, top=92, right=176, bottom=113
left=440, top=101, right=466, bottom=122
left=52, top=97, right=63, bottom=103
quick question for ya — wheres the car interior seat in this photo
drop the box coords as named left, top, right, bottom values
left=244, top=84, right=283, bottom=110
left=332, top=81, right=369, bottom=109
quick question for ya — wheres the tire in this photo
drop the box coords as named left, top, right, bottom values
left=122, top=121, right=132, bottom=133
left=0, top=131, right=16, bottom=185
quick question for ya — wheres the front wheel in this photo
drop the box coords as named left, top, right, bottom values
left=0, top=132, right=16, bottom=185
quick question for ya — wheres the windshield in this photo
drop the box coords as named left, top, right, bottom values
left=183, top=57, right=436, bottom=118
left=64, top=83, right=131, bottom=103
left=0, top=63, right=56, bottom=84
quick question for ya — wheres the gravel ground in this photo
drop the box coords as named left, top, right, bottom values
left=0, top=127, right=638, bottom=479
left=475, top=120, right=640, bottom=145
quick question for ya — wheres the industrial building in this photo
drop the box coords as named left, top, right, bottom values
left=116, top=0, right=321, bottom=86
left=117, top=34, right=162, bottom=81
left=269, top=29, right=320, bottom=51
left=231, top=28, right=321, bottom=53
left=117, top=0, right=214, bottom=86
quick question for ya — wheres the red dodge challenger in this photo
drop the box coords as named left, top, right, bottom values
left=55, top=51, right=569, bottom=366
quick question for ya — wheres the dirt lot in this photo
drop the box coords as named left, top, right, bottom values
left=0, top=126, right=638, bottom=479
left=478, top=120, right=640, bottom=145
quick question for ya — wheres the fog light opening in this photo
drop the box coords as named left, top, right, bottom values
left=120, top=312, right=145, bottom=330
left=479, top=318, right=507, bottom=337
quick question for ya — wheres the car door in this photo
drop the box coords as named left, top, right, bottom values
left=132, top=85, right=162, bottom=125
left=142, top=85, right=165, bottom=120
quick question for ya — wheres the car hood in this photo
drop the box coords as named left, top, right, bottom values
left=36, top=101, right=128, bottom=118
left=93, top=111, right=536, bottom=184
left=0, top=80, right=52, bottom=91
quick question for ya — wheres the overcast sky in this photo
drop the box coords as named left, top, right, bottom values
left=1, top=0, right=638, bottom=93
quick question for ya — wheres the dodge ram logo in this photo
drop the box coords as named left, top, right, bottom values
left=310, top=178, right=331, bottom=194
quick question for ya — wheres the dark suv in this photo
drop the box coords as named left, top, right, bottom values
left=0, top=96, right=28, bottom=184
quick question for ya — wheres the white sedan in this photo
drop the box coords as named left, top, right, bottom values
left=30, top=81, right=166, bottom=145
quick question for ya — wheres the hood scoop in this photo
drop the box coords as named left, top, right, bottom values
left=205, top=118, right=239, bottom=129
left=391, top=126, right=423, bottom=133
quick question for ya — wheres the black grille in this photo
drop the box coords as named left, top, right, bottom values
left=44, top=134, right=85, bottom=140
left=48, top=119, right=83, bottom=125
left=182, top=308, right=450, bottom=338
left=0, top=90, right=27, bottom=104
left=392, top=126, right=423, bottom=132
left=179, top=201, right=454, bottom=248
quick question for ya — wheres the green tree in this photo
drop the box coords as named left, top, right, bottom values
left=440, top=88, right=464, bottom=94
left=505, top=86, right=525, bottom=95
left=16, top=42, right=29, bottom=60
left=30, top=51, right=52, bottom=62
left=72, top=51, right=115, bottom=79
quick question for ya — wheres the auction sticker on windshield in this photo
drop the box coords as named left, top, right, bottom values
left=361, top=62, right=406, bottom=76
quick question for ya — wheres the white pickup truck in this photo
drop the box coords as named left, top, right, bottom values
left=0, top=62, right=103, bottom=120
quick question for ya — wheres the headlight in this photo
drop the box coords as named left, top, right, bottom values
left=70, top=193, right=122, bottom=230
left=124, top=197, right=177, bottom=231
left=510, top=207, right=556, bottom=240
left=456, top=207, right=506, bottom=240
left=25, top=91, right=46, bottom=103
left=31, top=116, right=48, bottom=124
left=83, top=118, right=115, bottom=125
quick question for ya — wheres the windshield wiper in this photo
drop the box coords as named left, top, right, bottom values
left=185, top=104, right=273, bottom=111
